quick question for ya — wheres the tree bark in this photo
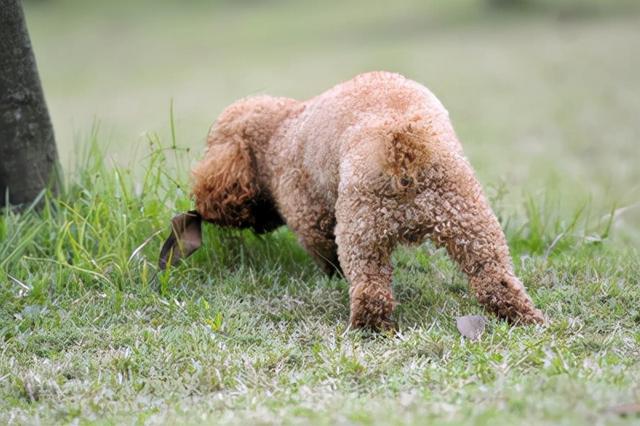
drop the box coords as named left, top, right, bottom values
left=0, top=0, right=60, bottom=208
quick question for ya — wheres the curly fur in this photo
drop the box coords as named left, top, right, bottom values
left=191, top=71, right=544, bottom=328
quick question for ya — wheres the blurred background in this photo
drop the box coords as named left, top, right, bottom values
left=24, top=0, right=640, bottom=242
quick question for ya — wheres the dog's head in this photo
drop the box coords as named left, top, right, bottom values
left=191, top=95, right=298, bottom=231
left=159, top=96, right=297, bottom=269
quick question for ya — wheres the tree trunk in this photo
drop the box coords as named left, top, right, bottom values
left=0, top=0, right=60, bottom=208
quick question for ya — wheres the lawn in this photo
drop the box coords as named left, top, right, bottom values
left=1, top=0, right=639, bottom=424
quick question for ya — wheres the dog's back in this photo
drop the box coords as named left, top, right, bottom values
left=272, top=71, right=462, bottom=205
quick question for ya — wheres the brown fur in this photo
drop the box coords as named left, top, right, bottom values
left=191, top=72, right=545, bottom=329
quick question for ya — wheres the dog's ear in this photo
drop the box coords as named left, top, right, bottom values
left=191, top=139, right=258, bottom=226
left=159, top=210, right=202, bottom=270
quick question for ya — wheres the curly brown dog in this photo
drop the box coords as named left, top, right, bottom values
left=160, top=71, right=545, bottom=329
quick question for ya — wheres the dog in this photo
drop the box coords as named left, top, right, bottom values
left=159, top=71, right=544, bottom=329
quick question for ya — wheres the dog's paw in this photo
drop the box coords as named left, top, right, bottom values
left=510, top=307, right=547, bottom=326
left=524, top=308, right=547, bottom=325
left=349, top=285, right=396, bottom=331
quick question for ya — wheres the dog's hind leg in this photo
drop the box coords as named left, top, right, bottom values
left=412, top=150, right=545, bottom=324
left=334, top=188, right=399, bottom=330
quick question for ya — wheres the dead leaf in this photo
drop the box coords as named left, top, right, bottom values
left=158, top=210, right=203, bottom=270
left=607, top=403, right=640, bottom=416
left=456, top=315, right=487, bottom=341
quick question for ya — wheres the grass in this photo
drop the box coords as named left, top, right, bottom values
left=25, top=0, right=640, bottom=239
left=1, top=0, right=639, bottom=424
left=1, top=137, right=639, bottom=425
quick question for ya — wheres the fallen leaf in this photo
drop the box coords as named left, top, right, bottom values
left=158, top=210, right=203, bottom=270
left=607, top=403, right=640, bottom=416
left=456, top=315, right=487, bottom=341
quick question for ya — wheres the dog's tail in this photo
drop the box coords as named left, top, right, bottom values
left=379, top=113, right=459, bottom=179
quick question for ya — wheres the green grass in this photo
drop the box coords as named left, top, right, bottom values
left=2, top=0, right=639, bottom=424
left=25, top=0, right=640, bottom=240
left=1, top=138, right=639, bottom=425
